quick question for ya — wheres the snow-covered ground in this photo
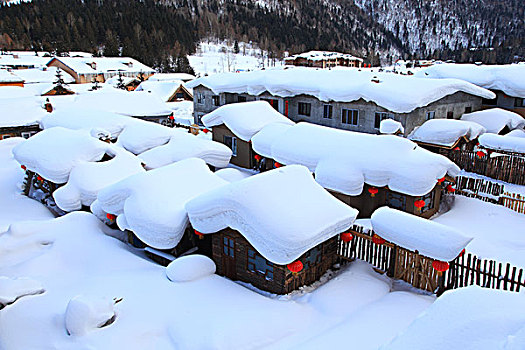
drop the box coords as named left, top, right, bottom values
left=188, top=39, right=283, bottom=76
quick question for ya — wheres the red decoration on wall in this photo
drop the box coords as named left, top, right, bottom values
left=168, top=115, right=174, bottom=120
left=254, top=154, right=262, bottom=161
left=446, top=184, right=456, bottom=193
left=476, top=150, right=486, bottom=158
left=340, top=232, right=353, bottom=242
left=37, top=176, right=43, bottom=182
left=287, top=261, right=303, bottom=273
left=368, top=187, right=378, bottom=197
left=274, top=162, right=282, bottom=168
left=203, top=129, right=209, bottom=134
left=106, top=213, right=116, bottom=221
left=432, top=260, right=450, bottom=272
left=414, top=200, right=426, bottom=210
left=372, top=234, right=386, bottom=245
left=194, top=229, right=204, bottom=237
left=21, top=165, right=26, bottom=170
left=437, top=177, right=445, bottom=183
left=453, top=147, right=460, bottom=151
left=285, top=100, right=289, bottom=117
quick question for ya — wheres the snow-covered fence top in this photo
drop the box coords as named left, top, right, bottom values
left=370, top=207, right=472, bottom=261
left=461, top=108, right=525, bottom=134
left=91, top=158, right=228, bottom=250
left=408, top=119, right=486, bottom=147
left=185, top=165, right=358, bottom=265
left=202, top=101, right=294, bottom=141
left=479, top=133, right=525, bottom=155
left=252, top=122, right=460, bottom=197
left=417, top=63, right=525, bottom=98
left=186, top=67, right=495, bottom=113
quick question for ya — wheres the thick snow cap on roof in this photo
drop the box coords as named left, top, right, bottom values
left=186, top=67, right=495, bottom=113
left=0, top=86, right=36, bottom=99
left=379, top=119, right=404, bottom=135
left=479, top=133, right=525, bottom=154
left=139, top=130, right=232, bottom=169
left=252, top=122, right=460, bottom=197
left=371, top=207, right=472, bottom=261
left=13, top=67, right=75, bottom=84
left=286, top=51, right=363, bottom=62
left=385, top=286, right=525, bottom=350
left=0, top=69, right=24, bottom=82
left=461, top=108, right=525, bottom=134
left=202, top=101, right=294, bottom=141
left=185, top=165, right=358, bottom=265
left=0, top=96, right=47, bottom=128
left=49, top=57, right=154, bottom=75
left=12, top=127, right=109, bottom=183
left=418, top=63, right=525, bottom=98
left=149, top=73, right=196, bottom=82
left=53, top=146, right=145, bottom=212
left=135, top=80, right=183, bottom=102
left=92, top=158, right=228, bottom=250
left=115, top=121, right=177, bottom=154
left=408, top=119, right=486, bottom=147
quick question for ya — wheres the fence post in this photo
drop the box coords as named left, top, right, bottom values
left=387, top=245, right=397, bottom=278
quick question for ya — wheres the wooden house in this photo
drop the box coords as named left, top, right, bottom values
left=0, top=93, right=46, bottom=140
left=201, top=101, right=294, bottom=171
left=461, top=108, right=525, bottom=135
left=0, top=69, right=24, bottom=87
left=186, top=165, right=358, bottom=294
left=284, top=51, right=363, bottom=69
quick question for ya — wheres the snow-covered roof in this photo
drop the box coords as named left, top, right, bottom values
left=135, top=80, right=184, bottom=101
left=418, top=63, right=525, bottom=98
left=252, top=122, right=460, bottom=197
left=214, top=168, right=253, bottom=183
left=53, top=146, right=145, bottom=212
left=48, top=57, right=155, bottom=75
left=186, top=67, right=495, bottom=113
left=148, top=73, right=196, bottom=82
left=91, top=158, right=228, bottom=250
left=139, top=130, right=232, bottom=169
left=71, top=89, right=173, bottom=117
left=371, top=207, right=472, bottom=261
left=461, top=108, right=525, bottom=134
left=0, top=54, right=49, bottom=68
left=0, top=86, right=35, bottom=99
left=408, top=119, right=486, bottom=147
left=186, top=165, right=358, bottom=265
left=479, top=133, right=525, bottom=154
left=0, top=96, right=47, bottom=128
left=285, top=51, right=363, bottom=62
left=12, top=67, right=75, bottom=84
left=379, top=119, right=404, bottom=135
left=115, top=121, right=177, bottom=154
left=104, top=75, right=139, bottom=87
left=202, top=101, right=295, bottom=141
left=0, top=69, right=24, bottom=82
left=12, top=127, right=110, bottom=183
left=167, top=100, right=194, bottom=126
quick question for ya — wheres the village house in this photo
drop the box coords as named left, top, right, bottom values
left=187, top=68, right=494, bottom=136
left=418, top=63, right=525, bottom=117
left=201, top=101, right=294, bottom=170
left=0, top=52, right=50, bottom=70
left=185, top=165, right=358, bottom=294
left=284, top=51, right=364, bottom=69
left=251, top=122, right=460, bottom=218
left=477, top=130, right=525, bottom=157
left=149, top=72, right=196, bottom=83
left=460, top=108, right=525, bottom=135
left=0, top=90, right=47, bottom=140
left=135, top=80, right=193, bottom=102
left=46, top=56, right=155, bottom=84
left=0, top=69, right=24, bottom=87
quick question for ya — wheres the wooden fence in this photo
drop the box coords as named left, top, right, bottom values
left=338, top=226, right=525, bottom=295
left=500, top=193, right=525, bottom=215
left=448, top=150, right=525, bottom=186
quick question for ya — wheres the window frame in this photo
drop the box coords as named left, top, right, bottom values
left=247, top=249, right=274, bottom=281
left=223, top=135, right=238, bottom=156
left=323, top=104, right=333, bottom=119
left=298, top=102, right=311, bottom=117
left=341, top=109, right=359, bottom=125
left=426, top=111, right=435, bottom=120
left=419, top=190, right=435, bottom=212
left=212, top=95, right=221, bottom=107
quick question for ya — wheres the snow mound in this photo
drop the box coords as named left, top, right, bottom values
left=166, top=255, right=216, bottom=282
left=371, top=207, right=472, bottom=261
left=186, top=165, right=358, bottom=265
left=92, top=158, right=228, bottom=250
left=384, top=286, right=525, bottom=350
left=0, top=276, right=44, bottom=307
left=479, top=133, right=525, bottom=154
left=252, top=122, right=460, bottom=197
left=379, top=119, right=404, bottom=135
left=202, top=101, right=294, bottom=141
left=409, top=119, right=485, bottom=147
left=139, top=130, right=232, bottom=169
left=65, top=295, right=117, bottom=336
left=12, top=127, right=109, bottom=183
left=115, top=121, right=176, bottom=154
left=187, top=67, right=495, bottom=113
left=215, top=168, right=253, bottom=182
left=461, top=108, right=525, bottom=134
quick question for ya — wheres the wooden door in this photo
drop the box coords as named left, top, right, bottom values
left=222, top=236, right=237, bottom=280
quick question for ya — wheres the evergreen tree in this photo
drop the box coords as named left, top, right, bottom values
left=115, top=71, right=126, bottom=90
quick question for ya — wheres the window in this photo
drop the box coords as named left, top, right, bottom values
left=323, top=105, right=333, bottom=119
left=298, top=102, right=311, bottom=116
left=465, top=106, right=472, bottom=114
left=247, top=249, right=274, bottom=280
left=515, top=98, right=524, bottom=108
left=262, top=98, right=279, bottom=110
left=426, top=111, right=435, bottom=120
left=197, top=114, right=204, bottom=126
left=212, top=95, right=220, bottom=106
left=237, top=95, right=247, bottom=103
left=482, top=97, right=497, bottom=106
left=1, top=134, right=11, bottom=139
left=303, top=246, right=322, bottom=268
left=374, top=112, right=393, bottom=129
left=175, top=92, right=184, bottom=99
left=386, top=192, right=406, bottom=210
left=342, top=109, right=359, bottom=125
left=21, top=132, right=36, bottom=139
left=197, top=93, right=204, bottom=104
left=419, top=190, right=435, bottom=212
left=223, top=236, right=235, bottom=257
left=223, top=135, right=237, bottom=156
left=447, top=111, right=454, bottom=119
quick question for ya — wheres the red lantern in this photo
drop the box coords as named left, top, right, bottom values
left=203, top=129, right=209, bottom=134
left=287, top=261, right=303, bottom=273
left=168, top=115, right=174, bottom=120
left=368, top=187, right=378, bottom=197
left=446, top=184, right=456, bottom=193
left=21, top=165, right=26, bottom=170
left=432, top=260, right=449, bottom=272
left=254, top=154, right=262, bottom=161
left=274, top=162, right=282, bottom=168
left=340, top=232, right=353, bottom=242
left=194, top=229, right=204, bottom=237
left=458, top=248, right=465, bottom=258
left=414, top=199, right=425, bottom=210
left=37, top=176, right=43, bottom=182
left=453, top=147, right=460, bottom=151
left=437, top=177, right=445, bottom=184
left=106, top=213, right=116, bottom=221
left=476, top=150, right=486, bottom=158
left=372, top=234, right=386, bottom=245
